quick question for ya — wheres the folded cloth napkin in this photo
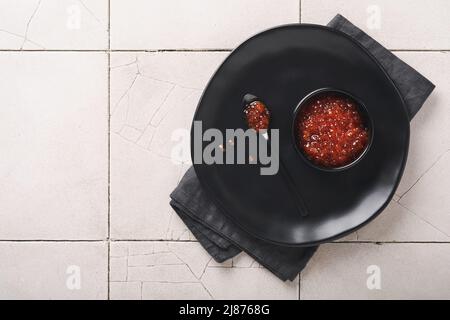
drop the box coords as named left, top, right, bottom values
left=169, top=14, right=435, bottom=281
left=327, top=14, right=435, bottom=119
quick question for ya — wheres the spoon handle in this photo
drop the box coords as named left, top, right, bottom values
left=261, top=131, right=309, bottom=217
left=279, top=159, right=309, bottom=217
left=242, top=94, right=308, bottom=217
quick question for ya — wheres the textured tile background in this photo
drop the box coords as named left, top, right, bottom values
left=0, top=0, right=449, bottom=299
left=0, top=242, right=107, bottom=299
left=0, top=0, right=108, bottom=49
left=110, top=0, right=299, bottom=49
left=0, top=52, right=108, bottom=240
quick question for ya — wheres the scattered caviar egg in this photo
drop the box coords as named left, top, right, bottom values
left=244, top=100, right=270, bottom=131
left=296, top=92, right=369, bottom=168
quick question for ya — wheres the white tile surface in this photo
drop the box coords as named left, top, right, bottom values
left=301, top=0, right=450, bottom=50
left=395, top=52, right=450, bottom=196
left=0, top=1, right=449, bottom=300
left=110, top=52, right=227, bottom=240
left=0, top=242, right=108, bottom=299
left=356, top=200, right=449, bottom=241
left=110, top=282, right=142, bottom=300
left=400, top=151, right=450, bottom=238
left=301, top=243, right=450, bottom=299
left=0, top=52, right=108, bottom=239
left=0, top=0, right=108, bottom=49
left=110, top=242, right=298, bottom=300
left=110, top=0, right=299, bottom=49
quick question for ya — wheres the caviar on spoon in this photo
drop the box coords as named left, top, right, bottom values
left=242, top=94, right=309, bottom=217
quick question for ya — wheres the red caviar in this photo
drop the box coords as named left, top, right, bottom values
left=244, top=100, right=270, bottom=131
left=296, top=93, right=369, bottom=168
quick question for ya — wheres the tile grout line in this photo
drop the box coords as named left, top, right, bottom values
left=0, top=240, right=108, bottom=242
left=299, top=0, right=302, bottom=23
left=107, top=0, right=111, bottom=301
left=105, top=239, right=450, bottom=244
left=1, top=239, right=450, bottom=243
left=298, top=272, right=301, bottom=300
left=0, top=239, right=450, bottom=244
left=0, top=49, right=234, bottom=52
left=0, top=49, right=448, bottom=53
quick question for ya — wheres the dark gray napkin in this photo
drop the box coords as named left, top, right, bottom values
left=169, top=14, right=435, bottom=281
left=328, top=14, right=435, bottom=119
left=171, top=167, right=318, bottom=281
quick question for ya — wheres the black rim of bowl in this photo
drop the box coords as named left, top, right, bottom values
left=291, top=87, right=374, bottom=172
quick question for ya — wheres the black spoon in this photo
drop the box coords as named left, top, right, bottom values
left=242, top=93, right=309, bottom=217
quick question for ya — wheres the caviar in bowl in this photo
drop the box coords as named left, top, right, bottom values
left=293, top=88, right=372, bottom=171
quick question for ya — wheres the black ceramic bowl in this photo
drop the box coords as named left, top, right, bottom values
left=292, top=88, right=374, bottom=172
left=191, top=24, right=409, bottom=246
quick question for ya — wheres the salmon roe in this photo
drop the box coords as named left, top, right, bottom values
left=296, top=92, right=369, bottom=168
left=244, top=100, right=270, bottom=131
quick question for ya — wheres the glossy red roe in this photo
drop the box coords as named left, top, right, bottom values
left=244, top=100, right=270, bottom=131
left=296, top=93, right=369, bottom=168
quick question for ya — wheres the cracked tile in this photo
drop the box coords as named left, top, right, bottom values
left=110, top=257, right=128, bottom=282
left=142, top=282, right=211, bottom=300
left=301, top=243, right=450, bottom=299
left=201, top=268, right=298, bottom=300
left=0, top=0, right=108, bottom=49
left=110, top=0, right=299, bottom=49
left=113, top=76, right=175, bottom=133
left=302, top=0, right=450, bottom=50
left=0, top=242, right=108, bottom=299
left=127, top=252, right=183, bottom=267
left=400, top=151, right=450, bottom=237
left=110, top=134, right=188, bottom=240
left=232, top=253, right=262, bottom=268
left=0, top=52, right=108, bottom=239
left=208, top=259, right=233, bottom=268
left=110, top=282, right=142, bottom=300
left=127, top=242, right=170, bottom=256
left=110, top=52, right=227, bottom=240
left=167, top=242, right=213, bottom=279
left=128, top=264, right=200, bottom=283
left=357, top=200, right=450, bottom=241
left=111, top=141, right=178, bottom=240
left=110, top=242, right=298, bottom=300
left=395, top=52, right=450, bottom=196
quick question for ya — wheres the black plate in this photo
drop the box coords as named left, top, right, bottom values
left=191, top=24, right=409, bottom=246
